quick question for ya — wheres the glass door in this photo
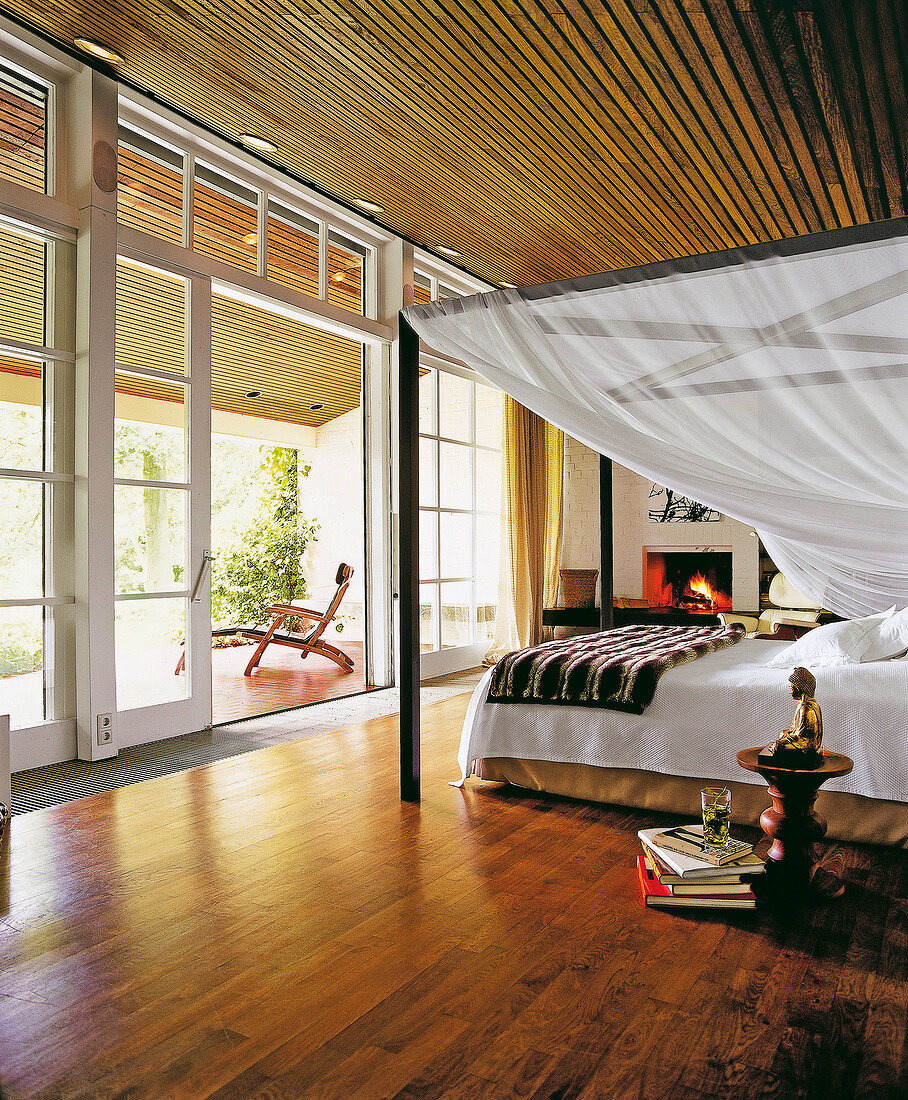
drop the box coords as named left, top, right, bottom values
left=113, top=256, right=211, bottom=741
left=418, top=365, right=503, bottom=677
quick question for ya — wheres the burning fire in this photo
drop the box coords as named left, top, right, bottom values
left=686, top=572, right=719, bottom=608
left=645, top=553, right=733, bottom=612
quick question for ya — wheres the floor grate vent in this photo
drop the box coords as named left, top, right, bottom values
left=10, top=729, right=263, bottom=815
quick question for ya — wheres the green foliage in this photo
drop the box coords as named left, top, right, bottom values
left=210, top=446, right=318, bottom=628
left=113, top=423, right=184, bottom=594
left=0, top=623, right=42, bottom=677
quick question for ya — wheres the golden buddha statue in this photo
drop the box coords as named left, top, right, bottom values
left=759, top=667, right=824, bottom=768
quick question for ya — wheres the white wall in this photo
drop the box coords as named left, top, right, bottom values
left=301, top=407, right=365, bottom=638
left=561, top=436, right=760, bottom=611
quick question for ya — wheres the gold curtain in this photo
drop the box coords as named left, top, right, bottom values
left=504, top=396, right=564, bottom=649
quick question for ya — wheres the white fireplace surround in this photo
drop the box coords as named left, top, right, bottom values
left=644, top=544, right=734, bottom=555
left=561, top=449, right=760, bottom=612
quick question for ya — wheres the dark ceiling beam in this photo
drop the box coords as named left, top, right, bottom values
left=398, top=312, right=420, bottom=802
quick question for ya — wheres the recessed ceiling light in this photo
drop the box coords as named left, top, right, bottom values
left=73, top=38, right=123, bottom=65
left=245, top=389, right=262, bottom=399
left=353, top=198, right=384, bottom=214
left=437, top=246, right=461, bottom=258
left=239, top=134, right=277, bottom=154
left=242, top=232, right=258, bottom=246
left=309, top=403, right=325, bottom=411
left=500, top=282, right=518, bottom=289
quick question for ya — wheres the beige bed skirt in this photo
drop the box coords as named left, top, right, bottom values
left=476, top=758, right=908, bottom=849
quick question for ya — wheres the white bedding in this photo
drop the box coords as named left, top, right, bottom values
left=459, top=638, right=908, bottom=803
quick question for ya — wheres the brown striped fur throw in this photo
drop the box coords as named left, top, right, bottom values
left=488, top=623, right=746, bottom=714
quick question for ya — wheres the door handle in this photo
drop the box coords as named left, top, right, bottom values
left=190, top=549, right=212, bottom=603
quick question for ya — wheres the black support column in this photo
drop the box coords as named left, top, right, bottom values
left=398, top=314, right=420, bottom=801
left=599, top=454, right=614, bottom=630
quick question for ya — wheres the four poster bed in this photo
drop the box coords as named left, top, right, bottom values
left=458, top=635, right=908, bottom=846
left=400, top=219, right=908, bottom=847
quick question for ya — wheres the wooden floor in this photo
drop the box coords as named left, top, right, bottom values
left=0, top=693, right=905, bottom=1100
left=211, top=639, right=370, bottom=724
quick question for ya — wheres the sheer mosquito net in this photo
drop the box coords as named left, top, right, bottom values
left=404, top=221, right=907, bottom=618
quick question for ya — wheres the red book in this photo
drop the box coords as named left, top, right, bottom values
left=637, top=856, right=757, bottom=910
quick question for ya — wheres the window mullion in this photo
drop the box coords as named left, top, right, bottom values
left=183, top=151, right=194, bottom=250
left=317, top=221, right=327, bottom=300
left=113, top=476, right=190, bottom=491
left=0, top=468, right=73, bottom=483
left=0, top=338, right=74, bottom=363
left=114, top=589, right=191, bottom=601
left=46, top=78, right=57, bottom=198
left=0, top=596, right=75, bottom=609
left=256, top=192, right=267, bottom=279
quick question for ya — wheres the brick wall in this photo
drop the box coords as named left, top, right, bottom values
left=561, top=435, right=601, bottom=569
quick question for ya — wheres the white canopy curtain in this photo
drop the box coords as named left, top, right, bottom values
left=404, top=220, right=908, bottom=619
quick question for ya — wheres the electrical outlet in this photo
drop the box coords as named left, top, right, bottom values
left=96, top=712, right=113, bottom=746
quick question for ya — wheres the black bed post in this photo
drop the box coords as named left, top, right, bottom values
left=399, top=312, right=420, bottom=802
left=600, top=455, right=614, bottom=630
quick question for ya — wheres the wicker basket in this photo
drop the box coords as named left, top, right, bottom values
left=558, top=569, right=599, bottom=608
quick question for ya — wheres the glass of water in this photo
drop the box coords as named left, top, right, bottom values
left=701, top=787, right=731, bottom=847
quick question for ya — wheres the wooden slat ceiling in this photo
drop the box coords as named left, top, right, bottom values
left=4, top=1, right=905, bottom=287
left=210, top=294, right=362, bottom=426
left=116, top=261, right=362, bottom=426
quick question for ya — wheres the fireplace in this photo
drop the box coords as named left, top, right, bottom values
left=644, top=547, right=733, bottom=613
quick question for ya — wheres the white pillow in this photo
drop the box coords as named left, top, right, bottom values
left=861, top=606, right=908, bottom=662
left=766, top=607, right=896, bottom=668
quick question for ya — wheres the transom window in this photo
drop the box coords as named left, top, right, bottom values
left=0, top=63, right=49, bottom=194
left=116, top=125, right=374, bottom=317
left=414, top=270, right=461, bottom=305
left=117, top=126, right=184, bottom=244
left=327, top=229, right=368, bottom=315
left=267, top=200, right=319, bottom=297
left=414, top=272, right=432, bottom=305
left=192, top=162, right=260, bottom=273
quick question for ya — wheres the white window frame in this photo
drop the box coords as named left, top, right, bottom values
left=0, top=21, right=513, bottom=773
left=118, top=94, right=385, bottom=322
left=418, top=359, right=502, bottom=678
left=0, top=212, right=77, bottom=753
left=413, top=253, right=489, bottom=301
left=113, top=250, right=212, bottom=742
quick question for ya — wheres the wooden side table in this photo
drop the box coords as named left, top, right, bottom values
left=737, top=747, right=854, bottom=904
left=541, top=607, right=601, bottom=628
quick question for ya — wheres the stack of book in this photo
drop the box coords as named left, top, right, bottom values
left=637, top=824, right=765, bottom=910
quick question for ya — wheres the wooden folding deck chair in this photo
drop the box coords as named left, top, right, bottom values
left=243, top=563, right=355, bottom=676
